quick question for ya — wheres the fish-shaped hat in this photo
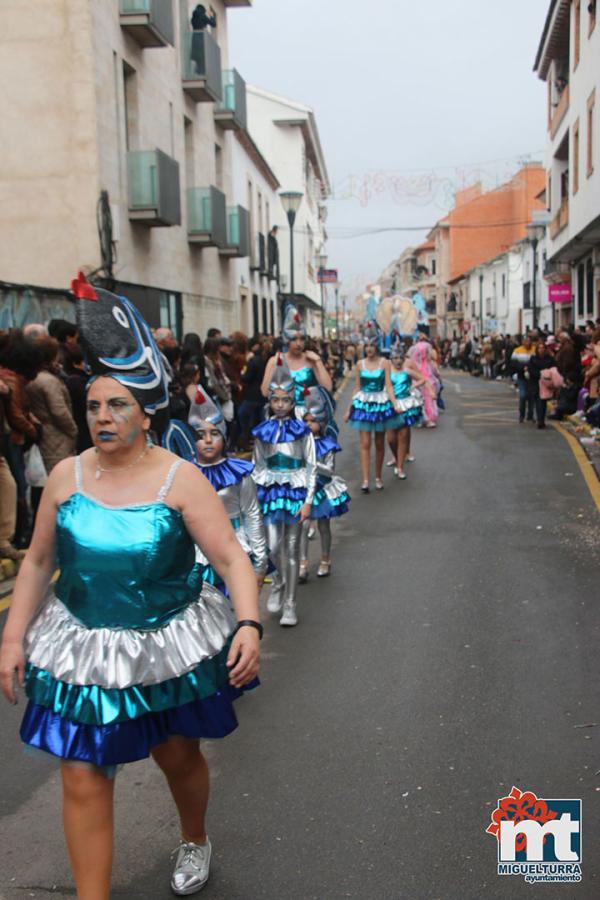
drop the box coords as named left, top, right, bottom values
left=72, top=272, right=170, bottom=421
left=303, top=385, right=333, bottom=426
left=282, top=304, right=307, bottom=342
left=268, top=353, right=295, bottom=398
left=363, top=320, right=381, bottom=348
left=188, top=388, right=227, bottom=436
left=161, top=420, right=200, bottom=464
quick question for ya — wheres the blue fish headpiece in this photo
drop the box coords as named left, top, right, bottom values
left=303, top=386, right=332, bottom=427
left=188, top=388, right=227, bottom=437
left=268, top=353, right=295, bottom=399
left=73, top=273, right=170, bottom=421
left=282, top=304, right=307, bottom=342
left=363, top=320, right=381, bottom=348
left=161, top=420, right=200, bottom=464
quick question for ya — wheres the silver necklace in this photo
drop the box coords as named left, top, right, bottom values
left=95, top=447, right=149, bottom=480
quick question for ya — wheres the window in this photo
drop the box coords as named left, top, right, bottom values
left=573, top=118, right=580, bottom=194
left=261, top=296, right=268, bottom=332
left=589, top=0, right=596, bottom=34
left=547, top=173, right=552, bottom=212
left=215, top=144, right=223, bottom=190
left=184, top=117, right=194, bottom=188
left=122, top=61, right=137, bottom=151
left=502, top=273, right=506, bottom=298
left=574, top=0, right=581, bottom=69
left=431, top=258, right=437, bottom=275
left=523, top=282, right=531, bottom=310
left=587, top=89, right=596, bottom=177
left=252, top=294, right=259, bottom=334
left=577, top=263, right=585, bottom=317
left=587, top=259, right=595, bottom=315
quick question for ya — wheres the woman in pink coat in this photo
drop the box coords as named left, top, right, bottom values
left=410, top=339, right=441, bottom=427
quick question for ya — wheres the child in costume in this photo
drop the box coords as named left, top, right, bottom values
left=163, top=390, right=269, bottom=591
left=386, top=345, right=424, bottom=479
left=344, top=322, right=397, bottom=492
left=252, top=355, right=316, bottom=627
left=299, top=386, right=350, bottom=582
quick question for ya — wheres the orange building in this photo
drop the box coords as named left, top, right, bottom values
left=447, top=164, right=546, bottom=283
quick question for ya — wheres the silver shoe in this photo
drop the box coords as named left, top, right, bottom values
left=307, top=527, right=316, bottom=540
left=171, top=838, right=211, bottom=895
left=298, top=560, right=309, bottom=584
left=317, top=560, right=331, bottom=578
left=267, top=586, right=283, bottom=614
left=280, top=600, right=298, bottom=627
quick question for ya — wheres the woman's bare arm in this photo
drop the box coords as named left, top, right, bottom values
left=260, top=356, right=276, bottom=397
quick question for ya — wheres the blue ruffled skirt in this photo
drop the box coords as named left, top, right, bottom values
left=349, top=390, right=396, bottom=432
left=256, top=484, right=307, bottom=524
left=20, top=586, right=257, bottom=768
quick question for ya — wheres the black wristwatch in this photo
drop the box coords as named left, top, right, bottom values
left=235, top=619, right=263, bottom=640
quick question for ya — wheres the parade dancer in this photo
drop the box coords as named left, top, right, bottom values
left=0, top=274, right=261, bottom=899
left=261, top=304, right=333, bottom=422
left=410, top=338, right=441, bottom=428
left=344, top=323, right=397, bottom=493
left=252, top=355, right=316, bottom=627
left=299, top=386, right=350, bottom=582
left=163, top=390, right=269, bottom=592
left=386, top=346, right=424, bottom=479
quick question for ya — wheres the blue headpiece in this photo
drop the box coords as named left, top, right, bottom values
left=282, top=304, right=307, bottom=342
left=188, top=388, right=227, bottom=437
left=73, top=272, right=170, bottom=422
left=268, top=353, right=295, bottom=399
left=161, top=420, right=200, bottom=464
left=363, top=320, right=381, bottom=348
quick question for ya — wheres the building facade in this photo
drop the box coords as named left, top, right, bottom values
left=0, top=0, right=255, bottom=336
left=534, top=0, right=600, bottom=328
left=246, top=85, right=330, bottom=336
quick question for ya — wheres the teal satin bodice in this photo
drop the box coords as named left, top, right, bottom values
left=391, top=370, right=412, bottom=400
left=360, top=367, right=385, bottom=393
left=54, top=493, right=200, bottom=631
left=291, top=366, right=317, bottom=405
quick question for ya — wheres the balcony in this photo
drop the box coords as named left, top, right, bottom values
left=119, top=0, right=174, bottom=47
left=127, top=150, right=181, bottom=226
left=214, top=69, right=247, bottom=131
left=219, top=206, right=250, bottom=258
left=187, top=186, right=227, bottom=248
left=181, top=31, right=222, bottom=103
left=549, top=198, right=569, bottom=239
left=544, top=259, right=571, bottom=283
left=550, top=85, right=569, bottom=139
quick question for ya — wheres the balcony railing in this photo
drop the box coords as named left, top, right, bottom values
left=549, top=198, right=569, bottom=239
left=119, top=0, right=174, bottom=47
left=550, top=86, right=569, bottom=139
left=219, top=206, right=250, bottom=258
left=181, top=31, right=222, bottom=103
left=128, top=150, right=181, bottom=226
left=187, top=186, right=227, bottom=248
left=544, top=259, right=571, bottom=282
left=214, top=69, right=247, bottom=131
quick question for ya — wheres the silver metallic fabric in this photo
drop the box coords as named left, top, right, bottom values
left=195, top=476, right=268, bottom=575
left=266, top=521, right=302, bottom=608
left=25, top=583, right=236, bottom=690
left=300, top=518, right=332, bottom=559
left=253, top=436, right=317, bottom=502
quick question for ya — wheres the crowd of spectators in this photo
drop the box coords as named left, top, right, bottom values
left=0, top=320, right=360, bottom=562
left=434, top=320, right=600, bottom=430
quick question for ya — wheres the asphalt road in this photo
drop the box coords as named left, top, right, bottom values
left=1, top=371, right=600, bottom=900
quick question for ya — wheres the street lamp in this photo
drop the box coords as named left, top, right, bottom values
left=526, top=220, right=548, bottom=333
left=317, top=250, right=327, bottom=339
left=279, top=191, right=303, bottom=302
left=334, top=279, right=341, bottom=338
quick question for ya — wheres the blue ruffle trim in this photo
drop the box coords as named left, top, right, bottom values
left=315, top=436, right=341, bottom=457
left=310, top=490, right=350, bottom=520
left=252, top=417, right=309, bottom=444
left=198, top=457, right=254, bottom=491
left=387, top=409, right=423, bottom=429
left=257, top=484, right=306, bottom=523
left=20, top=682, right=258, bottom=767
left=349, top=400, right=395, bottom=431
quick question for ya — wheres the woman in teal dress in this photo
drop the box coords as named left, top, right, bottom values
left=343, top=324, right=397, bottom=493
left=261, top=304, right=333, bottom=422
left=386, top=345, right=425, bottom=479
left=0, top=276, right=261, bottom=899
